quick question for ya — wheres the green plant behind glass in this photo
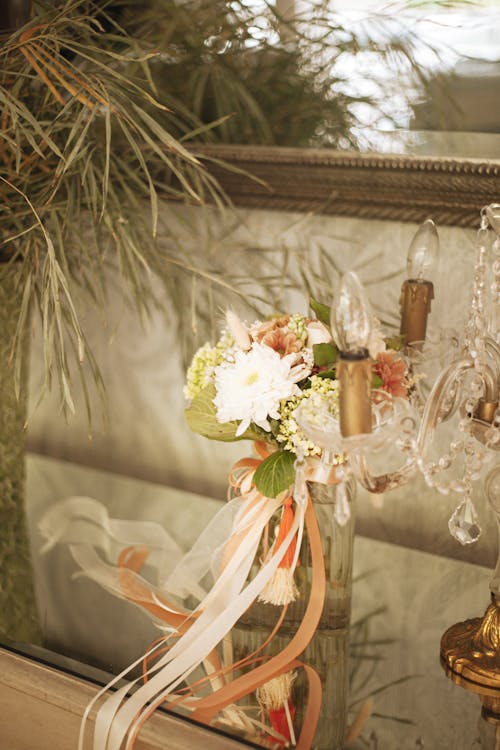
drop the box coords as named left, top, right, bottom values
left=114, top=0, right=438, bottom=149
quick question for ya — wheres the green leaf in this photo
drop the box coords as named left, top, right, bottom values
left=253, top=450, right=296, bottom=498
left=313, top=342, right=338, bottom=367
left=309, top=297, right=331, bottom=325
left=185, top=384, right=264, bottom=442
left=384, top=334, right=405, bottom=352
left=372, top=374, right=383, bottom=388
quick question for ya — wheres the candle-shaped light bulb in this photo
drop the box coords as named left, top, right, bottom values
left=330, top=271, right=372, bottom=356
left=400, top=219, right=438, bottom=345
left=331, top=272, right=372, bottom=437
left=406, top=218, right=439, bottom=282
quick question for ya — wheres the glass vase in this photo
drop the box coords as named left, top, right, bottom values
left=230, top=624, right=349, bottom=750
left=0, top=263, right=40, bottom=644
left=231, top=479, right=355, bottom=749
left=242, top=477, right=356, bottom=631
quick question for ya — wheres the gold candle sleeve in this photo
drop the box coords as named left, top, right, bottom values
left=477, top=399, right=499, bottom=424
left=337, top=356, right=372, bottom=437
left=399, top=280, right=434, bottom=345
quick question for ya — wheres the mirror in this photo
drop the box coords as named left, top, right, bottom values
left=1, top=2, right=500, bottom=749
left=105, top=0, right=500, bottom=159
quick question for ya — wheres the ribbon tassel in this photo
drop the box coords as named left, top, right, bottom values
left=257, top=672, right=297, bottom=746
left=258, top=497, right=299, bottom=606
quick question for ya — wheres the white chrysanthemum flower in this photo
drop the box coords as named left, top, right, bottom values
left=213, top=343, right=300, bottom=436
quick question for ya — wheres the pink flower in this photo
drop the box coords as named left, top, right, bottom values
left=252, top=316, right=290, bottom=342
left=373, top=351, right=408, bottom=399
left=262, top=328, right=302, bottom=356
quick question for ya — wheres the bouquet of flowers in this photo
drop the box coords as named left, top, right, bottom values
left=185, top=300, right=408, bottom=499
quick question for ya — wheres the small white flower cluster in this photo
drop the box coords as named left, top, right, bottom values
left=276, top=376, right=340, bottom=456
left=287, top=313, right=308, bottom=341
left=183, top=331, right=235, bottom=401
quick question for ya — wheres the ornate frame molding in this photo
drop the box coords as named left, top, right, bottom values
left=196, top=145, right=500, bottom=227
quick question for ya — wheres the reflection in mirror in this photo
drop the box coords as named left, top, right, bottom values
left=23, top=453, right=496, bottom=748
left=17, top=203, right=497, bottom=749
left=109, top=0, right=500, bottom=155
left=1, top=2, right=500, bottom=749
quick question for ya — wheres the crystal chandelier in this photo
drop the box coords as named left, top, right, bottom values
left=297, top=204, right=500, bottom=546
left=298, top=202, right=500, bottom=721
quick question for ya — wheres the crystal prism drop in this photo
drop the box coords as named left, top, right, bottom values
left=334, top=482, right=351, bottom=526
left=448, top=496, right=481, bottom=545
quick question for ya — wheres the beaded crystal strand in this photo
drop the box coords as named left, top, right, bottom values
left=446, top=208, right=500, bottom=543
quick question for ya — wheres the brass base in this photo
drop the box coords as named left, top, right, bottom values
left=441, top=595, right=500, bottom=722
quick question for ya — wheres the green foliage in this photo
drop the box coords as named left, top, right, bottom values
left=316, top=369, right=336, bottom=380
left=253, top=449, right=296, bottom=498
left=0, top=1, right=229, bottom=413
left=309, top=297, right=331, bottom=326
left=313, top=342, right=337, bottom=367
left=185, top=384, right=265, bottom=443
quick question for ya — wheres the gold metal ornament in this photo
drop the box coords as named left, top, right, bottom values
left=441, top=594, right=500, bottom=721
left=337, top=356, right=372, bottom=437
left=471, top=400, right=500, bottom=449
left=399, top=280, right=434, bottom=345
left=477, top=399, right=500, bottom=425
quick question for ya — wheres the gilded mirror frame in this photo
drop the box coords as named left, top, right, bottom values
left=197, top=144, right=500, bottom=228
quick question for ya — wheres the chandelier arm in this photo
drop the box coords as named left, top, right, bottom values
left=485, top=338, right=500, bottom=366
left=348, top=359, right=479, bottom=494
left=482, top=338, right=500, bottom=401
left=415, top=359, right=475, bottom=453
left=474, top=362, right=499, bottom=403
left=348, top=452, right=415, bottom=494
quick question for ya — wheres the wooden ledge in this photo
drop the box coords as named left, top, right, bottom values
left=0, top=646, right=245, bottom=750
